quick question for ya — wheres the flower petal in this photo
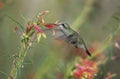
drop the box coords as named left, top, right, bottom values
left=44, top=24, right=58, bottom=29
left=37, top=33, right=41, bottom=43
left=41, top=33, right=46, bottom=39
left=33, top=23, right=44, bottom=33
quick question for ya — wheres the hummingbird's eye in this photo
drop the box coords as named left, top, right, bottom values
left=61, top=23, right=70, bottom=29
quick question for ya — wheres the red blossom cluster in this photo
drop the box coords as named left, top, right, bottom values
left=72, top=59, right=98, bottom=79
left=15, top=10, right=59, bottom=44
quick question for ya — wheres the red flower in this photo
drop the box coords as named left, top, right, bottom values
left=37, top=10, right=49, bottom=25
left=33, top=23, right=44, bottom=33
left=33, top=23, right=46, bottom=38
left=73, top=59, right=98, bottom=79
left=37, top=10, right=58, bottom=29
left=44, top=23, right=58, bottom=29
left=36, top=10, right=60, bottom=36
left=44, top=23, right=58, bottom=35
left=26, top=25, right=33, bottom=35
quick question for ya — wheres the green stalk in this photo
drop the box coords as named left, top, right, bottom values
left=8, top=43, right=30, bottom=79
left=72, top=0, right=97, bottom=29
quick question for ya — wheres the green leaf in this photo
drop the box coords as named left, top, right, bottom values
left=7, top=15, right=25, bottom=32
left=28, top=30, right=35, bottom=37
left=0, top=70, right=8, bottom=77
left=21, top=14, right=29, bottom=23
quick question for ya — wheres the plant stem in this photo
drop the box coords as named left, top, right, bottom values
left=8, top=44, right=29, bottom=79
left=72, top=0, right=97, bottom=30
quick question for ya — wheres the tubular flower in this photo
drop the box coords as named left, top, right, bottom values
left=37, top=10, right=49, bottom=25
left=72, top=60, right=98, bottom=79
left=38, top=10, right=49, bottom=16
left=37, top=10, right=59, bottom=35
left=44, top=23, right=58, bottom=35
left=25, top=25, right=33, bottom=35
left=33, top=23, right=46, bottom=38
left=44, top=23, right=58, bottom=29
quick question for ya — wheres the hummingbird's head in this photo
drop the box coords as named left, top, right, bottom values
left=57, top=22, right=74, bottom=36
left=58, top=23, right=71, bottom=30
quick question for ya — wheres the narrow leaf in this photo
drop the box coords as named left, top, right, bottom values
left=7, top=15, right=25, bottom=32
left=21, top=14, right=29, bottom=23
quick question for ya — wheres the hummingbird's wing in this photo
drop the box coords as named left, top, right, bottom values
left=65, top=33, right=91, bottom=56
left=77, top=35, right=91, bottom=56
left=43, top=27, right=67, bottom=40
left=43, top=22, right=75, bottom=39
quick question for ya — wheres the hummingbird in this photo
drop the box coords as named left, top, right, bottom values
left=55, top=23, right=91, bottom=56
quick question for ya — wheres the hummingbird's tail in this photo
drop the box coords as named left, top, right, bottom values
left=86, top=49, right=91, bottom=56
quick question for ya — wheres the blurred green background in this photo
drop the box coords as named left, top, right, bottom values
left=0, top=0, right=120, bottom=79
